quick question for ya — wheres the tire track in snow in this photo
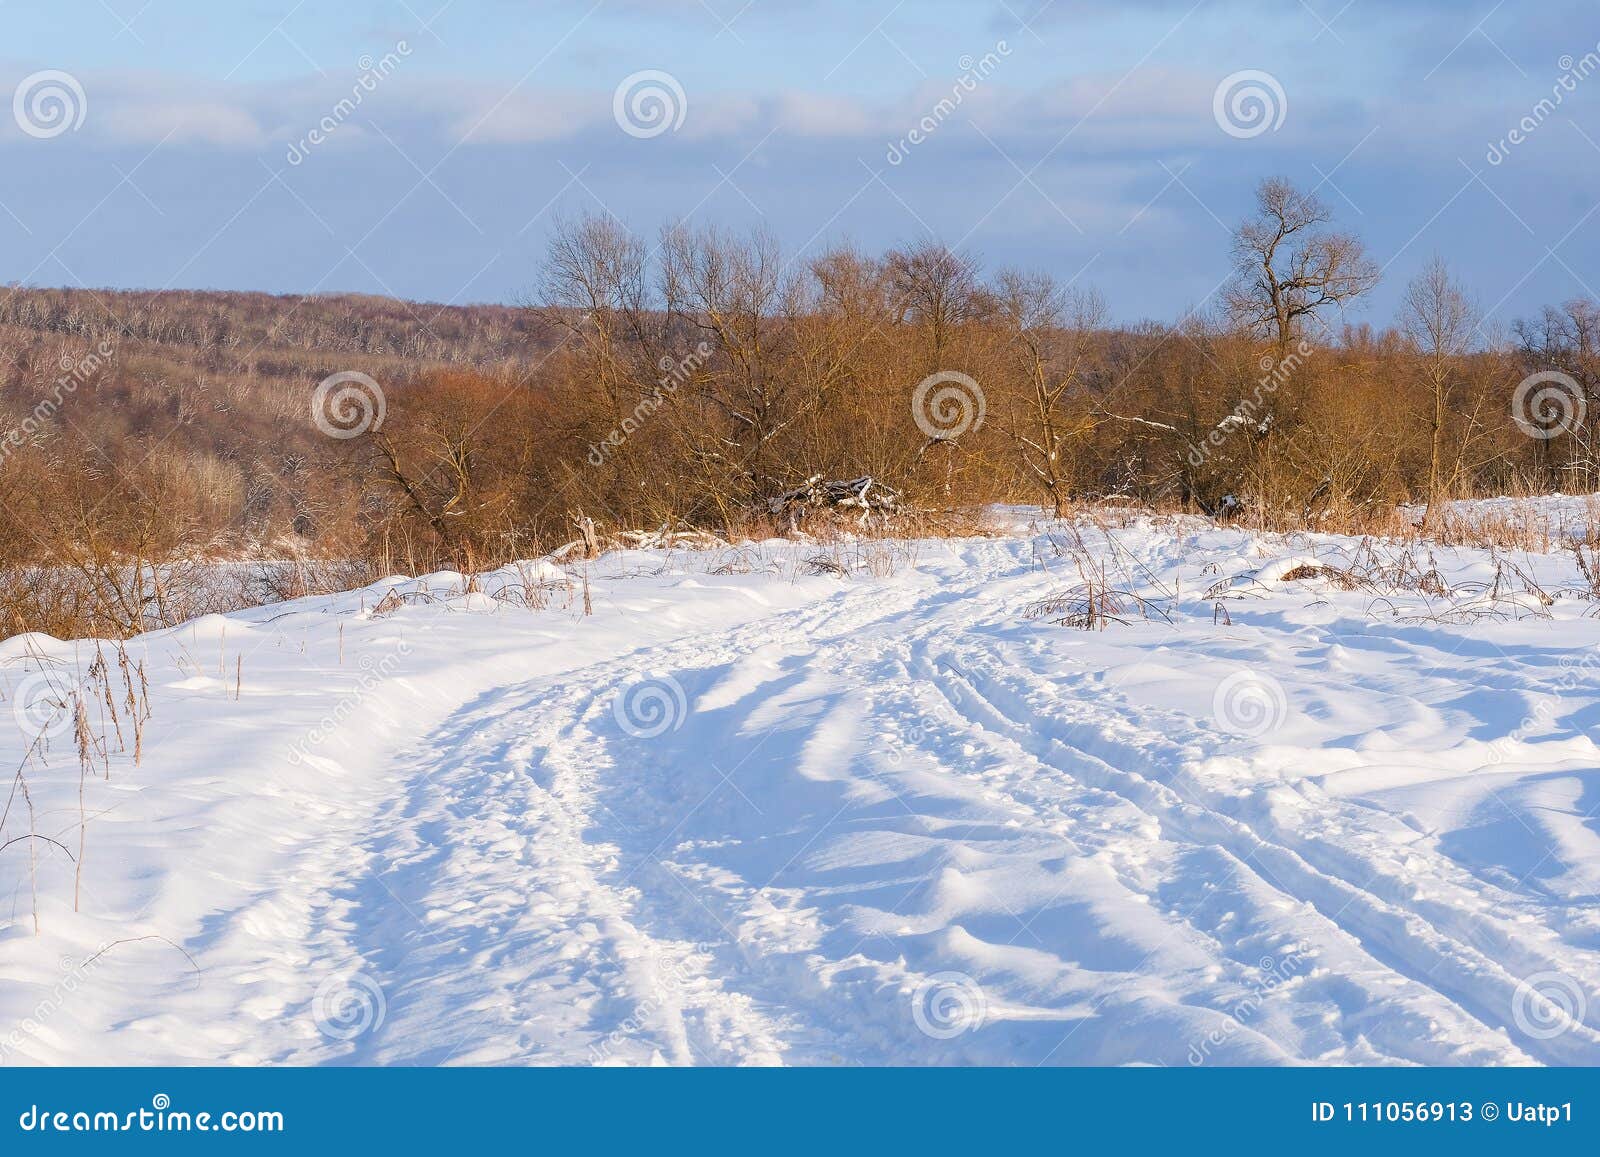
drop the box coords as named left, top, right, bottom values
left=284, top=568, right=977, bottom=1064
left=483, top=544, right=1338, bottom=1063
left=923, top=639, right=1600, bottom=1064
left=233, top=531, right=1600, bottom=1065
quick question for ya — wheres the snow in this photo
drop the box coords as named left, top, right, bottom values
left=3, top=508, right=1600, bottom=1066
left=1411, top=492, right=1600, bottom=543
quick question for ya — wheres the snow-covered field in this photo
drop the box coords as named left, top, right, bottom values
left=1410, top=492, right=1600, bottom=544
left=3, top=505, right=1600, bottom=1066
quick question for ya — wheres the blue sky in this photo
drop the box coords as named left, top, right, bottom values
left=2, top=0, right=1598, bottom=327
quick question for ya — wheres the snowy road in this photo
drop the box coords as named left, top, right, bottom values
left=4, top=514, right=1600, bottom=1065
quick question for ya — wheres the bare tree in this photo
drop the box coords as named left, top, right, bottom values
left=1400, top=257, right=1478, bottom=526
left=368, top=372, right=546, bottom=570
left=661, top=223, right=805, bottom=511
left=884, top=240, right=985, bottom=370
left=994, top=270, right=1106, bottom=515
left=535, top=214, right=663, bottom=472
left=1514, top=297, right=1600, bottom=485
left=1225, top=178, right=1379, bottom=355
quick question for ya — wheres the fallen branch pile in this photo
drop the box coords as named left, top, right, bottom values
left=768, top=476, right=901, bottom=527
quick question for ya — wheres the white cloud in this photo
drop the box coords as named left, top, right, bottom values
left=99, top=98, right=266, bottom=148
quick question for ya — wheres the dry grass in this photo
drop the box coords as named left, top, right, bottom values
left=1024, top=519, right=1181, bottom=629
left=1, top=637, right=150, bottom=932
left=800, top=538, right=920, bottom=579
left=9, top=490, right=1600, bottom=645
left=1195, top=531, right=1579, bottom=624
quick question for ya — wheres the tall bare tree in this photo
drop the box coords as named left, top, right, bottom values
left=884, top=240, right=985, bottom=370
left=1400, top=258, right=1478, bottom=526
left=994, top=271, right=1105, bottom=516
left=661, top=223, right=804, bottom=511
left=1225, top=178, right=1380, bottom=356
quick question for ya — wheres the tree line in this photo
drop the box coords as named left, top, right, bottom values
left=1, top=176, right=1596, bottom=635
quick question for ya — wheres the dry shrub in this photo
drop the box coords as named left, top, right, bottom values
left=7, top=202, right=1600, bottom=640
